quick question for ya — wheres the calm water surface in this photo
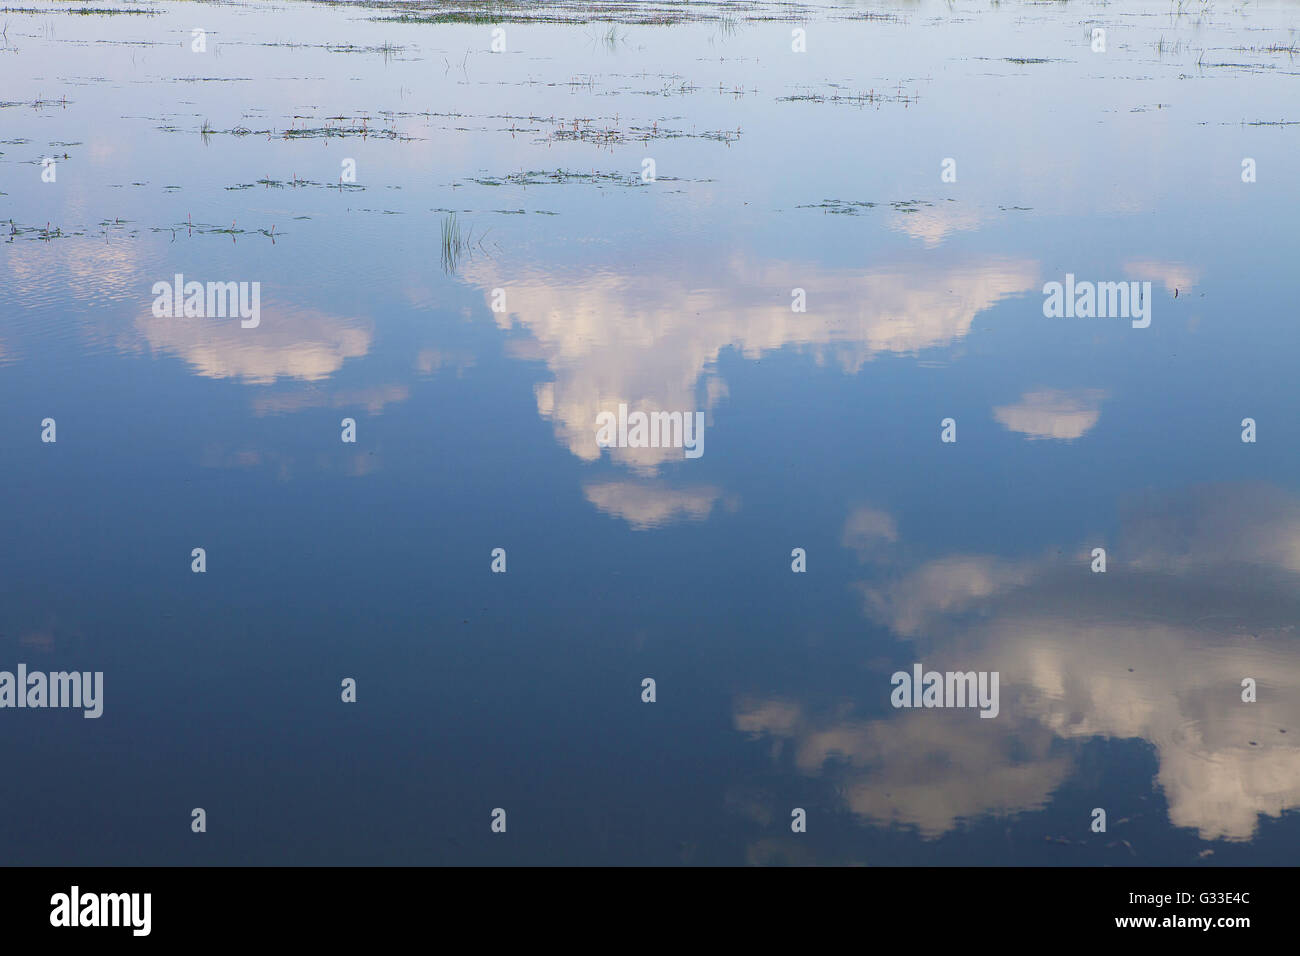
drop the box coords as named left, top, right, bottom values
left=2, top=0, right=1299, bottom=864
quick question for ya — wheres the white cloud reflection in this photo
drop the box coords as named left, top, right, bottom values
left=738, top=483, right=1300, bottom=843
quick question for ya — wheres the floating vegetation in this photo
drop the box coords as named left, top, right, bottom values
left=778, top=84, right=918, bottom=106
left=0, top=6, right=158, bottom=14
left=838, top=9, right=899, bottom=20
left=545, top=117, right=740, bottom=146
left=5, top=219, right=86, bottom=241
left=432, top=207, right=558, bottom=217
left=338, top=0, right=833, bottom=26
left=376, top=11, right=542, bottom=25
left=325, top=41, right=405, bottom=56
left=465, top=167, right=700, bottom=187
left=96, top=218, right=139, bottom=239
left=189, top=115, right=412, bottom=141
left=637, top=78, right=702, bottom=97
left=0, top=97, right=69, bottom=109
left=281, top=123, right=410, bottom=141
left=153, top=217, right=281, bottom=242
left=470, top=169, right=629, bottom=186
left=797, top=199, right=936, bottom=216
left=416, top=104, right=739, bottom=146
left=798, top=199, right=877, bottom=214
left=373, top=7, right=675, bottom=26
left=253, top=39, right=404, bottom=56
left=890, top=199, right=932, bottom=214
left=226, top=177, right=364, bottom=191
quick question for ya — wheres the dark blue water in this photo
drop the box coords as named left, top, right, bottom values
left=2, top=0, right=1299, bottom=864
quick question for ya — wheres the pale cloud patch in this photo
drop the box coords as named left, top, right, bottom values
left=583, top=480, right=732, bottom=530
left=251, top=384, right=409, bottom=416
left=993, top=388, right=1107, bottom=441
left=737, top=486, right=1300, bottom=843
left=889, top=204, right=983, bottom=248
left=858, top=554, right=1035, bottom=636
left=463, top=255, right=1037, bottom=474
left=136, top=304, right=371, bottom=385
left=415, top=349, right=476, bottom=376
left=842, top=506, right=899, bottom=560
left=1125, top=259, right=1199, bottom=294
